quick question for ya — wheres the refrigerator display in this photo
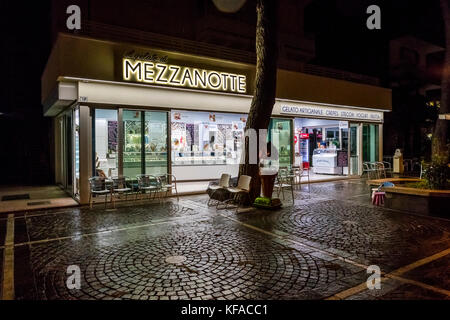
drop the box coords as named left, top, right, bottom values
left=299, top=133, right=310, bottom=169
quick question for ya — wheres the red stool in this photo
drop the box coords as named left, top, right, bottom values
left=372, top=191, right=385, bottom=206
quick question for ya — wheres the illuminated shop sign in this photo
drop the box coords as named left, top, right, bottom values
left=280, top=104, right=383, bottom=122
left=123, top=58, right=247, bottom=94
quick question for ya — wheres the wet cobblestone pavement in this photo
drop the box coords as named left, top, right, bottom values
left=1, top=179, right=449, bottom=300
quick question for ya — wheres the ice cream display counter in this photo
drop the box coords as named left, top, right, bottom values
left=312, top=148, right=342, bottom=174
left=172, top=151, right=244, bottom=166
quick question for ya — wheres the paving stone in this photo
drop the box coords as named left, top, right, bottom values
left=9, top=180, right=450, bottom=300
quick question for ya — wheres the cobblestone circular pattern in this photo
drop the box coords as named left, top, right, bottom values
left=34, top=226, right=350, bottom=300
left=165, top=256, right=187, bottom=264
left=25, top=202, right=197, bottom=242
left=269, top=200, right=448, bottom=266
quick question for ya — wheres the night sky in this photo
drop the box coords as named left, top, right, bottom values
left=1, top=1, right=52, bottom=185
left=0, top=0, right=445, bottom=185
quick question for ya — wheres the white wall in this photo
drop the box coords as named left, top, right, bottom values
left=173, top=164, right=239, bottom=181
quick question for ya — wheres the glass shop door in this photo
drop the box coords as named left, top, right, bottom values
left=349, top=122, right=362, bottom=176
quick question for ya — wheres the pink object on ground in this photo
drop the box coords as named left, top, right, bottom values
left=372, top=191, right=385, bottom=206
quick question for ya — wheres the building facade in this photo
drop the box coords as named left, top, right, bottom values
left=42, top=33, right=391, bottom=204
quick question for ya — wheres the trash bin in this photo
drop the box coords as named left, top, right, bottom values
left=393, top=149, right=404, bottom=174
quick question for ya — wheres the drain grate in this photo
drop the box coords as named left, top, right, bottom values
left=1, top=194, right=30, bottom=201
left=165, top=256, right=187, bottom=264
left=27, top=201, right=51, bottom=206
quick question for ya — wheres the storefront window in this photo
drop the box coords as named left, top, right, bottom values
left=73, top=107, right=80, bottom=197
left=350, top=123, right=360, bottom=176
left=123, top=110, right=143, bottom=178
left=123, top=110, right=168, bottom=178
left=62, top=113, right=73, bottom=192
left=171, top=110, right=247, bottom=167
left=294, top=118, right=349, bottom=175
left=94, top=109, right=118, bottom=177
left=363, top=124, right=379, bottom=163
left=268, top=118, right=292, bottom=168
left=144, top=111, right=168, bottom=176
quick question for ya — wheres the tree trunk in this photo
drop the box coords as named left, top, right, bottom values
left=433, top=0, right=450, bottom=157
left=238, top=0, right=279, bottom=202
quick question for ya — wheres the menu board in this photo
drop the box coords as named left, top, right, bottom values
left=107, top=121, right=118, bottom=152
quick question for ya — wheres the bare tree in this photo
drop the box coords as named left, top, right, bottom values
left=213, top=0, right=279, bottom=202
left=240, top=0, right=279, bottom=201
left=433, top=0, right=450, bottom=157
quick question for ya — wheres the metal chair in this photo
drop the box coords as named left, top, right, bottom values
left=136, top=174, right=160, bottom=201
left=290, top=166, right=301, bottom=188
left=363, top=162, right=376, bottom=179
left=207, top=173, right=231, bottom=207
left=412, top=159, right=422, bottom=174
left=111, top=176, right=132, bottom=204
left=369, top=162, right=380, bottom=179
left=225, top=175, right=252, bottom=213
left=158, top=174, right=180, bottom=201
left=382, top=161, right=393, bottom=178
left=88, top=176, right=111, bottom=209
left=274, top=168, right=294, bottom=202
left=374, top=162, right=387, bottom=179
left=298, top=166, right=311, bottom=189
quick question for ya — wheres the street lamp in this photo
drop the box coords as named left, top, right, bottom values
left=212, top=0, right=246, bottom=13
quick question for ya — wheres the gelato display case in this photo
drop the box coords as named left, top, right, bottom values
left=171, top=110, right=246, bottom=181
left=172, top=151, right=227, bottom=165
left=312, top=148, right=342, bottom=174
left=171, top=110, right=245, bottom=168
